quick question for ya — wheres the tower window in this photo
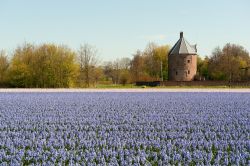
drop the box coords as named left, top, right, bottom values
left=188, top=70, right=190, bottom=74
left=176, top=71, right=178, bottom=75
left=187, top=60, right=190, bottom=63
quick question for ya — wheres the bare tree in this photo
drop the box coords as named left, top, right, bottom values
left=103, top=61, right=114, bottom=82
left=119, top=57, right=131, bottom=70
left=130, top=50, right=143, bottom=82
left=78, top=44, right=98, bottom=87
left=113, top=59, right=120, bottom=85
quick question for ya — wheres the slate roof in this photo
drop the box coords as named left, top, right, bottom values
left=169, top=32, right=197, bottom=55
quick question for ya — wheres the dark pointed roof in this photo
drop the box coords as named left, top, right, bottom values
left=169, top=32, right=197, bottom=55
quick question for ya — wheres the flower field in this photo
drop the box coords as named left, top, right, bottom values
left=0, top=92, right=249, bottom=165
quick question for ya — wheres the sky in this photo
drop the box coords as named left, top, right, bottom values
left=0, top=0, right=250, bottom=61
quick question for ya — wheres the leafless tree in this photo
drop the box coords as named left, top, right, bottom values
left=130, top=50, right=143, bottom=82
left=119, top=57, right=131, bottom=70
left=78, top=44, right=98, bottom=87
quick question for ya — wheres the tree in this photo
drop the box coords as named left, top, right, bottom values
left=112, top=59, right=120, bottom=84
left=223, top=43, right=249, bottom=81
left=143, top=43, right=158, bottom=80
left=0, top=51, right=9, bottom=87
left=208, top=44, right=250, bottom=81
left=103, top=61, right=114, bottom=82
left=92, top=67, right=104, bottom=87
left=130, top=43, right=170, bottom=82
left=153, top=45, right=170, bottom=80
left=130, top=50, right=143, bottom=82
left=8, top=43, right=35, bottom=87
left=118, top=57, right=131, bottom=85
left=120, top=70, right=130, bottom=85
left=119, top=57, right=131, bottom=70
left=196, top=55, right=209, bottom=80
left=102, top=58, right=131, bottom=85
left=78, top=44, right=98, bottom=87
left=8, top=43, right=78, bottom=88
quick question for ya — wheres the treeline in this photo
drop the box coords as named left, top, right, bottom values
left=197, top=43, right=250, bottom=81
left=0, top=42, right=249, bottom=88
left=0, top=44, right=78, bottom=88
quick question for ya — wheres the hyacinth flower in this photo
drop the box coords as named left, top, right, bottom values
left=0, top=92, right=249, bottom=165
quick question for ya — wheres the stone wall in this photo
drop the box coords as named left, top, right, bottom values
left=168, top=54, right=197, bottom=81
left=161, top=81, right=250, bottom=87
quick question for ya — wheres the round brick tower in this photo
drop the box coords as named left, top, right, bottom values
left=168, top=32, right=197, bottom=81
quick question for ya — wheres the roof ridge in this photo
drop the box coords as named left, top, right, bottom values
left=169, top=38, right=181, bottom=55
left=182, top=37, right=189, bottom=54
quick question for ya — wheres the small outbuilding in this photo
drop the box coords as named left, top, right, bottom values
left=168, top=32, right=197, bottom=81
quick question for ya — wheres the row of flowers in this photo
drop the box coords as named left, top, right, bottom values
left=0, top=92, right=249, bottom=165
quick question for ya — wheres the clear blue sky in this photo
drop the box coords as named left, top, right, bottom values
left=0, top=0, right=249, bottom=61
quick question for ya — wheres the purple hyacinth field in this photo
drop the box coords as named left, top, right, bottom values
left=0, top=92, right=249, bottom=165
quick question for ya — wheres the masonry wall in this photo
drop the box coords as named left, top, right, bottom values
left=161, top=81, right=250, bottom=87
left=168, top=54, right=197, bottom=81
